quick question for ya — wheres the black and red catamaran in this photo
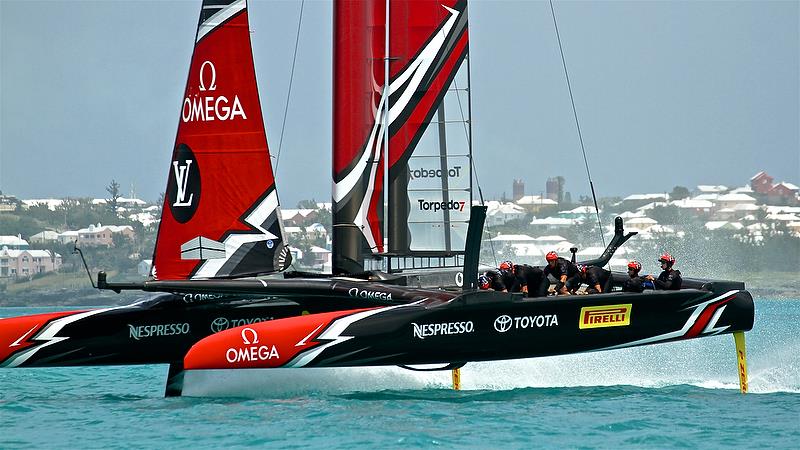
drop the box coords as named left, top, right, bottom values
left=0, top=0, right=753, bottom=396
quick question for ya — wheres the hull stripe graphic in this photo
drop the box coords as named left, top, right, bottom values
left=596, top=290, right=738, bottom=351
left=285, top=300, right=426, bottom=368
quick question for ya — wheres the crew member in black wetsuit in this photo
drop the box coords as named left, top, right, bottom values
left=576, top=264, right=612, bottom=294
left=542, top=251, right=580, bottom=295
left=498, top=261, right=519, bottom=292
left=622, top=260, right=646, bottom=293
left=646, top=253, right=682, bottom=290
left=480, top=270, right=506, bottom=291
left=498, top=260, right=546, bottom=297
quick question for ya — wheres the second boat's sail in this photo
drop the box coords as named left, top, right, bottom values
left=332, top=0, right=472, bottom=275
left=152, top=0, right=290, bottom=280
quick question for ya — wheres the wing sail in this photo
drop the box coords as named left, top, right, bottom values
left=332, top=0, right=471, bottom=274
left=152, top=0, right=290, bottom=280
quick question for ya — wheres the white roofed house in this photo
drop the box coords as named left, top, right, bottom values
left=58, top=230, right=79, bottom=245
left=486, top=202, right=527, bottom=226
left=767, top=182, right=799, bottom=206
left=558, top=205, right=599, bottom=220
left=515, top=195, right=558, bottom=213
left=0, top=235, right=29, bottom=250
left=670, top=198, right=714, bottom=216
left=76, top=224, right=135, bottom=247
left=617, top=193, right=669, bottom=210
left=696, top=185, right=728, bottom=194
left=717, top=193, right=757, bottom=209
left=529, top=217, right=580, bottom=232
left=625, top=217, right=658, bottom=231
left=29, top=230, right=60, bottom=244
left=22, top=198, right=64, bottom=211
left=309, top=246, right=332, bottom=270
left=0, top=248, right=62, bottom=279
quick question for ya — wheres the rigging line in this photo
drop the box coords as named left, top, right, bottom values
left=455, top=63, right=497, bottom=267
left=274, top=0, right=305, bottom=173
left=549, top=0, right=605, bottom=247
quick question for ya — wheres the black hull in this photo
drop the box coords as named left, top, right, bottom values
left=0, top=280, right=451, bottom=368
left=182, top=286, right=754, bottom=370
left=2, top=277, right=754, bottom=373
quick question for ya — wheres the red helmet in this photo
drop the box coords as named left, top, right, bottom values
left=545, top=251, right=558, bottom=262
left=627, top=260, right=642, bottom=271
left=499, top=260, right=513, bottom=272
left=478, top=275, right=491, bottom=290
left=658, top=253, right=676, bottom=265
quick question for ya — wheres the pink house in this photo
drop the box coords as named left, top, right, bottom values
left=0, top=248, right=62, bottom=278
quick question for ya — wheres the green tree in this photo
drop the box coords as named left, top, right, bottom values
left=670, top=186, right=690, bottom=200
left=105, top=179, right=122, bottom=215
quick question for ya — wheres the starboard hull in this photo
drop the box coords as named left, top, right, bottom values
left=183, top=288, right=755, bottom=370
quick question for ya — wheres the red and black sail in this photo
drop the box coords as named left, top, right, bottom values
left=153, top=0, right=290, bottom=280
left=332, top=0, right=472, bottom=274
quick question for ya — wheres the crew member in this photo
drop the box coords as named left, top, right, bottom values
left=646, top=253, right=682, bottom=290
left=481, top=270, right=506, bottom=291
left=498, top=261, right=519, bottom=292
left=498, top=261, right=547, bottom=297
left=478, top=275, right=492, bottom=290
left=542, top=251, right=580, bottom=295
left=622, top=260, right=646, bottom=293
left=576, top=264, right=612, bottom=294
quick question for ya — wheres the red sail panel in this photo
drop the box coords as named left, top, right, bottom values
left=332, top=0, right=388, bottom=274
left=387, top=0, right=468, bottom=167
left=153, top=0, right=289, bottom=280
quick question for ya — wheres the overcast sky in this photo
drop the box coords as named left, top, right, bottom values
left=1, top=0, right=798, bottom=206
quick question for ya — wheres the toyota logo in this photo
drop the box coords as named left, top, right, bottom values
left=210, top=317, right=230, bottom=333
left=494, top=315, right=513, bottom=333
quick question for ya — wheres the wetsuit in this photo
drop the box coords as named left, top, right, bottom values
left=484, top=270, right=507, bottom=291
left=543, top=257, right=580, bottom=293
left=499, top=269, right=521, bottom=292
left=582, top=266, right=612, bottom=294
left=513, top=264, right=547, bottom=298
left=654, top=269, right=682, bottom=290
left=622, top=275, right=646, bottom=293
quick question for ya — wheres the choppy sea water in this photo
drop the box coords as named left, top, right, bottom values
left=1, top=299, right=798, bottom=448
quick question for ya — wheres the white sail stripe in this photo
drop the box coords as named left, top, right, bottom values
left=387, top=6, right=459, bottom=96
left=245, top=190, right=280, bottom=237
left=333, top=93, right=388, bottom=202
left=387, top=7, right=459, bottom=122
left=192, top=233, right=271, bottom=279
left=285, top=300, right=425, bottom=368
left=190, top=190, right=281, bottom=278
left=196, top=0, right=246, bottom=42
left=354, top=110, right=388, bottom=250
left=596, top=290, right=739, bottom=351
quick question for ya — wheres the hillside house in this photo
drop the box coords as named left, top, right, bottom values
left=750, top=171, right=774, bottom=194
left=0, top=248, right=62, bottom=278
left=0, top=236, right=29, bottom=250
left=76, top=224, right=135, bottom=247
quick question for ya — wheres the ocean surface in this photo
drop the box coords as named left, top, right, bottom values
left=1, top=299, right=799, bottom=448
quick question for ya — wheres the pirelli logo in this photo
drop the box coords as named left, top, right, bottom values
left=579, top=304, right=632, bottom=329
